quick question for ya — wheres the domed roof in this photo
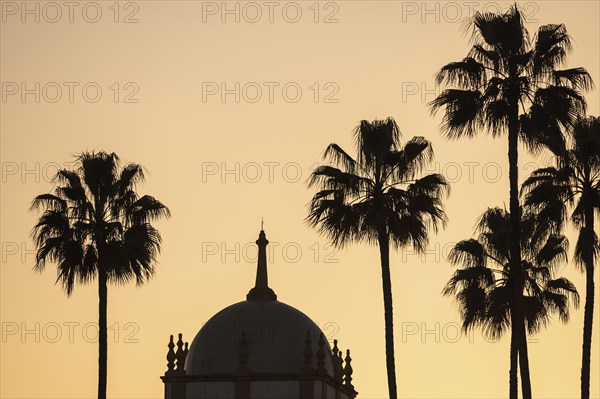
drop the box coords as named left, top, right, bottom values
left=185, top=299, right=334, bottom=376
left=185, top=230, right=335, bottom=377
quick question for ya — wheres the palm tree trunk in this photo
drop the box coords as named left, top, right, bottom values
left=518, top=317, right=532, bottom=399
left=509, top=303, right=533, bottom=399
left=507, top=59, right=531, bottom=399
left=581, top=205, right=595, bottom=399
left=378, top=230, right=397, bottom=399
left=98, top=268, right=108, bottom=399
left=509, top=310, right=519, bottom=399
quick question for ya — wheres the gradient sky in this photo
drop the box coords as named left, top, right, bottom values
left=1, top=1, right=599, bottom=398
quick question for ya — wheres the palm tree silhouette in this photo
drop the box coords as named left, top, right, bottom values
left=306, top=117, right=449, bottom=399
left=522, top=116, right=600, bottom=399
left=30, top=151, right=170, bottom=399
left=443, top=207, right=579, bottom=389
left=429, top=5, right=591, bottom=397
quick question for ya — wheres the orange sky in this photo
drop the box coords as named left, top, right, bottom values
left=1, top=1, right=599, bottom=398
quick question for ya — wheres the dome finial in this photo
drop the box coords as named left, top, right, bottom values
left=247, top=227, right=277, bottom=301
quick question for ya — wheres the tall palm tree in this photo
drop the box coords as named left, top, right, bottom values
left=443, top=207, right=579, bottom=390
left=306, top=117, right=449, bottom=399
left=429, top=5, right=591, bottom=397
left=522, top=116, right=600, bottom=399
left=30, top=151, right=170, bottom=399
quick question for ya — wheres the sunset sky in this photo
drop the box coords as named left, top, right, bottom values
left=1, top=1, right=599, bottom=398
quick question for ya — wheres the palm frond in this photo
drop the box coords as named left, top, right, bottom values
left=127, top=195, right=171, bottom=225
left=386, top=136, right=434, bottom=182
left=532, top=24, right=572, bottom=76
left=323, top=143, right=357, bottom=173
left=429, top=89, right=483, bottom=139
left=435, top=57, right=486, bottom=89
left=554, top=68, right=594, bottom=91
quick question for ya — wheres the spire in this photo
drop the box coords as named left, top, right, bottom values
left=165, top=335, right=175, bottom=376
left=174, top=333, right=187, bottom=376
left=247, top=228, right=277, bottom=301
left=237, top=331, right=250, bottom=374
left=343, top=349, right=354, bottom=390
left=316, top=333, right=326, bottom=374
left=302, top=331, right=314, bottom=374
left=332, top=339, right=343, bottom=382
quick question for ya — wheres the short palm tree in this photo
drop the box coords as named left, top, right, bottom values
left=306, top=117, right=449, bottom=399
left=443, top=207, right=579, bottom=390
left=30, top=151, right=170, bottom=399
left=521, top=116, right=600, bottom=399
left=429, top=5, right=591, bottom=397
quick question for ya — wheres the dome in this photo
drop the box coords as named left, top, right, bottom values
left=185, top=229, right=335, bottom=377
left=184, top=299, right=335, bottom=376
left=161, top=228, right=358, bottom=399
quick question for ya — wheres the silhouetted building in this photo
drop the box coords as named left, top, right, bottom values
left=161, top=229, right=358, bottom=399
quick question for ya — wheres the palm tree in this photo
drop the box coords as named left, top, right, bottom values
left=429, top=5, right=591, bottom=397
left=306, top=117, right=449, bottom=399
left=522, top=116, right=600, bottom=399
left=443, top=207, right=579, bottom=391
left=30, top=151, right=170, bottom=399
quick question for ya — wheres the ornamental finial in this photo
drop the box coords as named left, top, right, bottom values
left=247, top=228, right=277, bottom=301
